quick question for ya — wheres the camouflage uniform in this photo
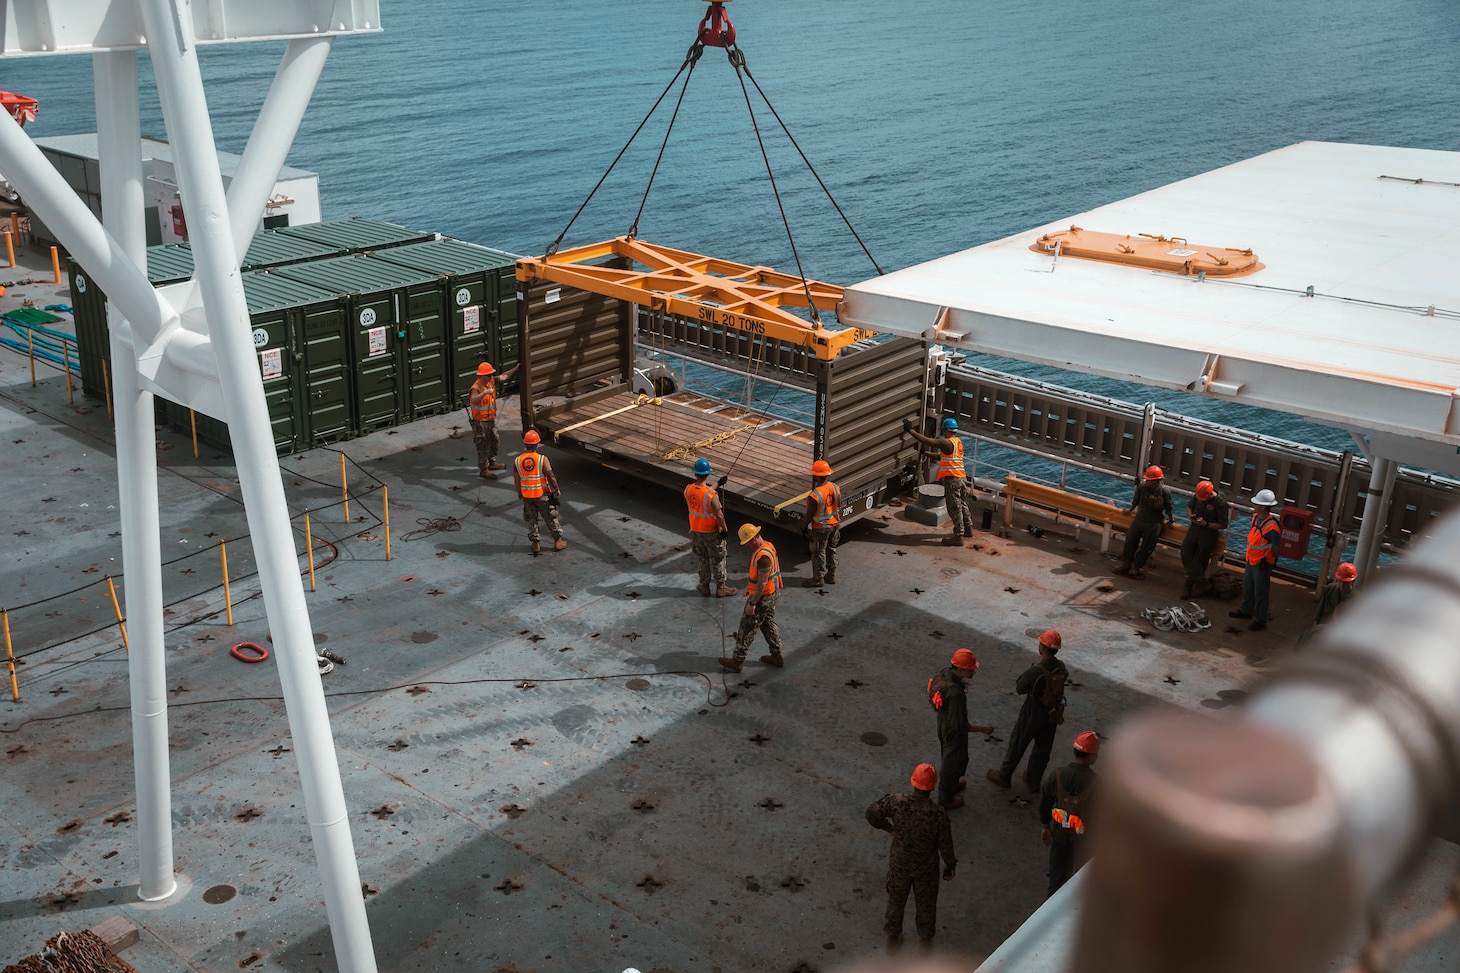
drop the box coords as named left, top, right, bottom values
left=927, top=667, right=971, bottom=806
left=1039, top=761, right=1097, bottom=897
left=731, top=591, right=782, bottom=665
left=865, top=790, right=956, bottom=940
left=522, top=497, right=562, bottom=545
left=807, top=524, right=839, bottom=581
left=691, top=531, right=728, bottom=589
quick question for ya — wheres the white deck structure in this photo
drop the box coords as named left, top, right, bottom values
left=842, top=141, right=1460, bottom=578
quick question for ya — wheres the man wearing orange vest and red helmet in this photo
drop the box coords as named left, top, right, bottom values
left=801, top=459, right=842, bottom=588
left=685, top=458, right=736, bottom=598
left=1114, top=465, right=1174, bottom=579
left=865, top=762, right=957, bottom=956
left=1230, top=489, right=1282, bottom=631
left=988, top=629, right=1068, bottom=792
left=513, top=429, right=566, bottom=555
left=718, top=524, right=784, bottom=673
left=1039, top=730, right=1100, bottom=898
left=926, top=648, right=996, bottom=809
left=467, top=360, right=519, bottom=479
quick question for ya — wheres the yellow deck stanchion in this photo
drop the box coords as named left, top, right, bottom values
left=102, top=360, right=113, bottom=420
left=104, top=575, right=129, bottom=652
left=189, top=409, right=199, bottom=458
left=50, top=245, right=60, bottom=283
left=340, top=453, right=350, bottom=523
left=4, top=608, right=18, bottom=702
left=383, top=485, right=391, bottom=561
left=221, top=541, right=233, bottom=626
left=61, top=337, right=73, bottom=402
left=8, top=212, right=17, bottom=242
left=304, top=511, right=316, bottom=591
left=4, top=230, right=15, bottom=269
left=26, top=327, right=35, bottom=387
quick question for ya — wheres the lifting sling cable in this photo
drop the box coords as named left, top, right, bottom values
left=732, top=56, right=884, bottom=277
left=544, top=42, right=705, bottom=257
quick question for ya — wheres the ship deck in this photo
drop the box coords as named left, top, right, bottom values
left=1, top=242, right=1457, bottom=973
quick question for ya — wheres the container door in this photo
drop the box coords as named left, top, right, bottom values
left=349, top=292, right=399, bottom=432
left=448, top=272, right=489, bottom=407
left=301, top=301, right=353, bottom=442
left=403, top=281, right=448, bottom=418
left=489, top=267, right=520, bottom=393
left=250, top=308, right=295, bottom=451
left=68, top=265, right=111, bottom=398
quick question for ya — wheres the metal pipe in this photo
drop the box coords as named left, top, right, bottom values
left=96, top=51, right=176, bottom=903
left=1353, top=457, right=1397, bottom=583
left=136, top=3, right=377, bottom=967
left=227, top=37, right=333, bottom=262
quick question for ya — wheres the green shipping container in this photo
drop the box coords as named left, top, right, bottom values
left=276, top=216, right=434, bottom=256
left=69, top=248, right=194, bottom=401
left=368, top=238, right=523, bottom=407
left=271, top=255, right=450, bottom=432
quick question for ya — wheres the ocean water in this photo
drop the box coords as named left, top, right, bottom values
left=6, top=0, right=1458, bottom=452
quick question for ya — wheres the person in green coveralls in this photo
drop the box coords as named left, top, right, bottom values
left=1039, top=730, right=1100, bottom=897
left=1181, top=479, right=1229, bottom=597
left=925, top=648, right=995, bottom=809
left=987, top=629, right=1068, bottom=791
left=1114, top=465, right=1174, bottom=579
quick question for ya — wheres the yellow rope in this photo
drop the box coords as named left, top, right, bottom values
left=554, top=394, right=660, bottom=439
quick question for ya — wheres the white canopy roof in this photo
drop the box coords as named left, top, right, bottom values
left=841, top=141, right=1460, bottom=469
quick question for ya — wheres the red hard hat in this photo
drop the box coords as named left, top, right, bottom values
left=1073, top=731, right=1101, bottom=754
left=811, top=460, right=833, bottom=477
left=477, top=361, right=496, bottom=376
left=1335, top=562, right=1357, bottom=582
left=950, top=648, right=978, bottom=671
left=910, top=763, right=938, bottom=791
left=1038, top=629, right=1062, bottom=651
left=1194, top=480, right=1216, bottom=501
left=1144, top=465, right=1163, bottom=481
left=523, top=429, right=541, bottom=445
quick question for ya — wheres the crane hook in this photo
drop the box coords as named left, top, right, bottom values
left=697, top=0, right=737, bottom=49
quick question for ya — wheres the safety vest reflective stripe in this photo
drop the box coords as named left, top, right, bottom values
left=685, top=482, right=719, bottom=532
left=811, top=482, right=842, bottom=527
left=1246, top=513, right=1280, bottom=564
left=749, top=542, right=783, bottom=596
left=937, top=436, right=966, bottom=479
left=468, top=378, right=497, bottom=421
left=516, top=452, right=546, bottom=498
left=1051, top=808, right=1086, bottom=834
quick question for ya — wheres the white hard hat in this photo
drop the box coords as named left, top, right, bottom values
left=1252, top=489, right=1278, bottom=506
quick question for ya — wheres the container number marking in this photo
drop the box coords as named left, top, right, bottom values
left=456, top=287, right=472, bottom=307
left=76, top=276, right=88, bottom=293
left=360, top=307, right=378, bottom=327
left=251, top=328, right=269, bottom=348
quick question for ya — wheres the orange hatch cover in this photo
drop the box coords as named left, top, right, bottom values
left=1031, top=226, right=1263, bottom=278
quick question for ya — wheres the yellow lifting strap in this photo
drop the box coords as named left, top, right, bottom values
left=517, top=237, right=878, bottom=361
left=773, top=490, right=812, bottom=516
left=553, top=393, right=662, bottom=440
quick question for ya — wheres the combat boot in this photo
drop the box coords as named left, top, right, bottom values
left=986, top=769, right=1011, bottom=788
left=918, top=937, right=934, bottom=955
left=885, top=934, right=903, bottom=956
left=480, top=469, right=497, bottom=480
left=715, top=583, right=738, bottom=597
left=825, top=570, right=836, bottom=584
left=800, top=576, right=824, bottom=588
left=940, top=536, right=964, bottom=547
left=554, top=537, right=568, bottom=551
left=716, top=657, right=743, bottom=673
left=488, top=461, right=506, bottom=471
left=697, top=583, right=711, bottom=596
left=759, top=654, right=784, bottom=668
left=531, top=540, right=541, bottom=555
left=940, top=795, right=964, bottom=809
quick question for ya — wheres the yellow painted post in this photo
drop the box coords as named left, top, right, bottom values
left=220, top=542, right=233, bottom=626
left=304, top=511, right=316, bottom=592
left=104, top=575, right=129, bottom=652
left=4, top=230, right=14, bottom=268
left=8, top=212, right=17, bottom=240
left=50, top=245, right=60, bottom=283
left=102, top=359, right=113, bottom=420
left=189, top=409, right=199, bottom=458
left=3, top=608, right=18, bottom=702
left=61, top=337, right=74, bottom=402
left=340, top=453, right=350, bottom=524
left=26, top=327, right=36, bottom=386
left=383, top=485, right=391, bottom=561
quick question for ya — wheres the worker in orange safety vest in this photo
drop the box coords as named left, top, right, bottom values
left=467, top=360, right=519, bottom=479
left=719, top=524, right=784, bottom=673
left=801, top=459, right=843, bottom=588
left=904, top=416, right=971, bottom=546
left=1230, top=490, right=1282, bottom=631
left=685, top=458, right=736, bottom=598
left=513, top=429, right=565, bottom=555
left=1039, top=730, right=1099, bottom=898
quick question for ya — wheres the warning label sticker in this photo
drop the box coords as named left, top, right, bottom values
left=260, top=348, right=283, bottom=380
left=1166, top=248, right=1198, bottom=257
left=463, top=305, right=480, bottom=334
left=368, top=327, right=388, bottom=357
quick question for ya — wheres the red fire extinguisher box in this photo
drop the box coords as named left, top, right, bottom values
left=1279, top=506, right=1314, bottom=559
